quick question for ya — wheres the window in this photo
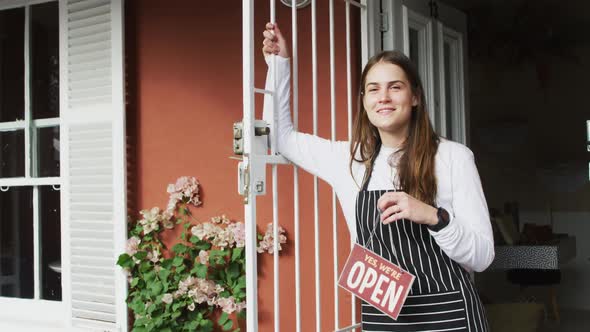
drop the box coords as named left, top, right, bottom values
left=0, top=1, right=61, bottom=302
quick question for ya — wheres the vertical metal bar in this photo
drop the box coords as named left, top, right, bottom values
left=269, top=2, right=281, bottom=331
left=328, top=0, right=340, bottom=330
left=33, top=186, right=41, bottom=300
left=242, top=1, right=258, bottom=332
left=25, top=4, right=42, bottom=301
left=291, top=1, right=302, bottom=331
left=344, top=3, right=356, bottom=329
left=346, top=1, right=353, bottom=142
left=270, top=9, right=280, bottom=332
left=270, top=1, right=278, bottom=156
left=272, top=164, right=280, bottom=332
left=311, top=1, right=321, bottom=331
left=24, top=5, right=31, bottom=178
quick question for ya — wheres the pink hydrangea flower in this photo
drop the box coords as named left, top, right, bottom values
left=211, top=215, right=231, bottom=224
left=198, top=250, right=209, bottom=265
left=228, top=222, right=246, bottom=248
left=217, top=296, right=237, bottom=314
left=125, top=236, right=141, bottom=256
left=166, top=176, right=202, bottom=209
left=147, top=249, right=160, bottom=263
left=161, top=293, right=173, bottom=304
left=257, top=223, right=287, bottom=254
left=212, top=228, right=234, bottom=248
left=191, top=223, right=221, bottom=241
left=139, top=207, right=161, bottom=234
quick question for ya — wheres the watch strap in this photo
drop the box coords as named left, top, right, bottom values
left=428, top=207, right=450, bottom=232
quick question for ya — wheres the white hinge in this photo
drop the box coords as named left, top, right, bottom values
left=379, top=12, right=389, bottom=32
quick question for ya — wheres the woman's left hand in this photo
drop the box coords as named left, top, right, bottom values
left=377, top=191, right=438, bottom=226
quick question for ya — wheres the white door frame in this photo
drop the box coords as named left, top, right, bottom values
left=381, top=0, right=468, bottom=144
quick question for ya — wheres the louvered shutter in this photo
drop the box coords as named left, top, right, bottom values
left=59, top=0, right=127, bottom=330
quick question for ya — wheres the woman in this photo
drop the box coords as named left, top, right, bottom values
left=262, top=22, right=494, bottom=331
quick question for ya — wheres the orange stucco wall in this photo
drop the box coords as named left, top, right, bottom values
left=126, top=1, right=361, bottom=330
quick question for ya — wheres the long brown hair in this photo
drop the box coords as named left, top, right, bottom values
left=350, top=51, right=440, bottom=206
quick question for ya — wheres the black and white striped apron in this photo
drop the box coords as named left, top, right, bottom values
left=356, top=165, right=489, bottom=332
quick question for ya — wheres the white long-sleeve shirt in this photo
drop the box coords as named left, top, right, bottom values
left=263, top=56, right=494, bottom=272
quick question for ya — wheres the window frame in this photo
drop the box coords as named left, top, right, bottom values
left=0, top=0, right=64, bottom=321
left=437, top=23, right=466, bottom=144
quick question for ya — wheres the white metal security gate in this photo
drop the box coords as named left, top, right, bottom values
left=240, top=0, right=379, bottom=331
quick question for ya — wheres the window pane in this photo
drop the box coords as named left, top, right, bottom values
left=0, top=186, right=33, bottom=299
left=409, top=28, right=420, bottom=73
left=31, top=2, right=59, bottom=120
left=37, top=126, right=60, bottom=177
left=40, top=185, right=61, bottom=301
left=0, top=8, right=25, bottom=122
left=444, top=42, right=453, bottom=139
left=0, top=130, right=25, bottom=177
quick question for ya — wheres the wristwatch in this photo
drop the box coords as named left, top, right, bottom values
left=428, top=207, right=450, bottom=232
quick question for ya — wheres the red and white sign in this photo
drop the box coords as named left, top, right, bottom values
left=338, top=244, right=415, bottom=320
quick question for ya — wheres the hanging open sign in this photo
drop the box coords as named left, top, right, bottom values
left=338, top=244, right=415, bottom=320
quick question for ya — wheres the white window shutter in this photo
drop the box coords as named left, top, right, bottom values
left=59, top=0, right=127, bottom=331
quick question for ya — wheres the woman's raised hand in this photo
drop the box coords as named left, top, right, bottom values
left=262, top=22, right=289, bottom=59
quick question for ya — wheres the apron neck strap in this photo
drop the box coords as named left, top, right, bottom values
left=361, top=143, right=381, bottom=191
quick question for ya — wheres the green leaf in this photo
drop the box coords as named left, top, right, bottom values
left=116, top=253, right=133, bottom=268
left=227, top=262, right=240, bottom=280
left=172, top=243, right=188, bottom=254
left=139, top=261, right=151, bottom=273
left=200, top=319, right=214, bottom=332
left=194, top=263, right=207, bottom=278
left=130, top=277, right=139, bottom=287
left=172, top=301, right=183, bottom=311
left=237, top=309, right=246, bottom=320
left=147, top=302, right=157, bottom=314
left=218, top=312, right=229, bottom=325
left=171, top=310, right=181, bottom=319
left=195, top=241, right=211, bottom=250
left=172, top=256, right=184, bottom=267
left=135, top=251, right=148, bottom=260
left=231, top=248, right=243, bottom=262
left=130, top=300, right=145, bottom=313
left=150, top=281, right=163, bottom=296
left=237, top=276, right=246, bottom=289
left=144, top=271, right=156, bottom=282
left=158, top=268, right=170, bottom=281
left=134, top=317, right=150, bottom=326
left=161, top=258, right=173, bottom=269
left=133, top=225, right=144, bottom=235
left=185, top=321, right=199, bottom=330
left=222, top=319, right=233, bottom=331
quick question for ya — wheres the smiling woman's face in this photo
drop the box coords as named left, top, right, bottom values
left=362, top=61, right=418, bottom=140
